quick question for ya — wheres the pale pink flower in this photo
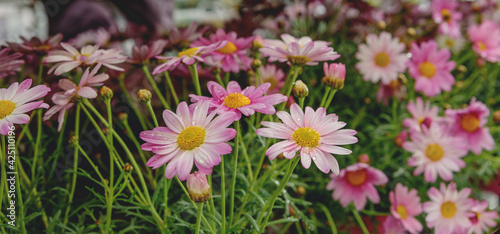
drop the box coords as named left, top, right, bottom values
left=466, top=200, right=498, bottom=234
left=403, top=123, right=467, bottom=182
left=7, top=34, right=63, bottom=55
left=253, top=64, right=285, bottom=94
left=389, top=183, right=423, bottom=234
left=128, top=39, right=168, bottom=65
left=191, top=29, right=253, bottom=73
left=432, top=0, right=462, bottom=38
left=169, top=22, right=208, bottom=48
left=0, top=48, right=25, bottom=79
left=326, top=163, right=388, bottom=210
left=43, top=64, right=109, bottom=131
left=423, top=182, right=474, bottom=233
left=140, top=101, right=237, bottom=180
left=0, top=79, right=50, bottom=135
left=408, top=40, right=456, bottom=97
left=403, top=97, right=440, bottom=132
left=355, top=32, right=408, bottom=84
left=69, top=28, right=111, bottom=48
left=468, top=20, right=500, bottom=63
left=444, top=98, right=494, bottom=155
left=152, top=41, right=227, bottom=75
left=382, top=215, right=406, bottom=234
left=257, top=103, right=357, bottom=175
left=190, top=81, right=287, bottom=121
left=260, top=34, right=340, bottom=66
left=376, top=80, right=406, bottom=105
left=186, top=171, right=211, bottom=203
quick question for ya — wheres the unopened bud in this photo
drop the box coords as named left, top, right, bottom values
left=322, top=63, right=346, bottom=90
left=493, top=110, right=500, bottom=123
left=69, top=135, right=79, bottom=146
left=476, top=58, right=486, bottom=67
left=397, top=74, right=407, bottom=84
left=251, top=59, right=262, bottom=70
left=406, top=28, right=416, bottom=37
left=118, top=112, right=128, bottom=121
left=455, top=80, right=464, bottom=88
left=99, top=86, right=113, bottom=100
left=137, top=89, right=152, bottom=103
left=296, top=186, right=306, bottom=196
left=376, top=21, right=386, bottom=30
left=293, top=80, right=309, bottom=98
left=102, top=128, right=110, bottom=134
left=443, top=103, right=452, bottom=110
left=457, top=65, right=467, bottom=73
left=96, top=219, right=102, bottom=225
left=394, top=130, right=408, bottom=147
left=124, top=164, right=133, bottom=173
left=289, top=205, right=296, bottom=216
left=262, top=164, right=269, bottom=170
left=252, top=36, right=264, bottom=50
left=357, top=154, right=370, bottom=164
left=95, top=153, right=102, bottom=160
left=187, top=171, right=211, bottom=203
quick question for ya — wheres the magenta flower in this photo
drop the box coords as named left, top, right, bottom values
left=186, top=171, right=211, bottom=203
left=466, top=200, right=498, bottom=234
left=152, top=41, right=227, bottom=75
left=432, top=0, right=462, bottom=38
left=326, top=163, right=388, bottom=210
left=140, top=101, right=237, bottom=181
left=403, top=97, right=440, bottom=132
left=0, top=79, right=50, bottom=135
left=191, top=29, right=253, bottom=73
left=257, top=103, right=357, bottom=175
left=190, top=81, right=287, bottom=121
left=43, top=64, right=109, bottom=131
left=423, top=182, right=474, bottom=233
left=0, top=48, right=25, bottom=79
left=128, top=39, right=168, bottom=65
left=389, top=183, right=423, bottom=234
left=260, top=34, right=340, bottom=66
left=444, top=98, right=494, bottom=155
left=254, top=64, right=285, bottom=94
left=403, top=123, right=467, bottom=182
left=408, top=40, right=456, bottom=97
left=467, top=20, right=500, bottom=62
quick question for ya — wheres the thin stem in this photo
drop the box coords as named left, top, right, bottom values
left=63, top=104, right=80, bottom=225
left=221, top=156, right=226, bottom=234
left=229, top=121, right=240, bottom=225
left=118, top=79, right=148, bottom=130
left=215, top=70, right=224, bottom=87
left=188, top=63, right=202, bottom=96
left=278, top=66, right=301, bottom=111
left=32, top=59, right=45, bottom=183
left=146, top=101, right=159, bottom=127
left=174, top=176, right=214, bottom=233
left=319, top=86, right=331, bottom=107
left=298, top=97, right=305, bottom=109
left=323, top=89, right=338, bottom=108
left=318, top=203, right=338, bottom=234
left=164, top=71, right=179, bottom=105
left=77, top=145, right=106, bottom=183
left=208, top=174, right=216, bottom=230
left=351, top=206, right=369, bottom=234
left=105, top=98, right=114, bottom=233
left=0, top=136, right=5, bottom=220
left=16, top=147, right=27, bottom=234
left=195, top=203, right=204, bottom=234
left=142, top=65, right=170, bottom=109
left=224, top=72, right=230, bottom=86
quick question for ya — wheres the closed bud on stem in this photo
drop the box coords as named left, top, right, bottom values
left=493, top=110, right=500, bottom=123
left=102, top=127, right=110, bottom=134
left=357, top=154, right=370, bottom=164
left=293, top=80, right=309, bottom=98
left=376, top=21, right=386, bottom=30
left=99, top=86, right=113, bottom=100
left=137, top=89, right=152, bottom=103
left=69, top=135, right=79, bottom=146
left=322, top=63, right=346, bottom=90
left=251, top=59, right=262, bottom=70
left=457, top=65, right=467, bottom=73
left=394, top=130, right=408, bottom=147
left=406, top=27, right=416, bottom=37
left=118, top=112, right=128, bottom=121
left=186, top=171, right=210, bottom=203
left=252, top=36, right=264, bottom=50
left=296, top=186, right=306, bottom=196
left=124, top=163, right=133, bottom=173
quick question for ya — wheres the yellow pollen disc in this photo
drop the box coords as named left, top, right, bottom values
left=223, top=93, right=251, bottom=109
left=397, top=205, right=408, bottom=219
left=346, top=169, right=367, bottom=186
left=476, top=212, right=481, bottom=219
left=263, top=77, right=278, bottom=90
left=441, top=9, right=452, bottom=23
left=419, top=62, right=436, bottom=78
left=445, top=39, right=455, bottom=48
left=425, top=144, right=444, bottom=162
left=460, top=114, right=480, bottom=132
left=176, top=126, right=206, bottom=151
left=441, top=201, right=457, bottom=218
left=286, top=55, right=311, bottom=65
left=178, top=47, right=199, bottom=58
left=217, top=42, right=238, bottom=54
left=292, top=127, right=320, bottom=148
left=0, top=100, right=16, bottom=119
left=374, top=52, right=390, bottom=67
left=418, top=118, right=424, bottom=125
left=477, top=41, right=487, bottom=51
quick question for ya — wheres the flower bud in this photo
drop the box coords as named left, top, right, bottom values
left=124, top=164, right=133, bottom=173
left=406, top=28, right=416, bottom=37
left=252, top=36, right=264, bottom=50
left=69, top=135, right=79, bottom=146
left=322, top=63, right=346, bottom=90
left=296, top=186, right=306, bottom=196
left=394, top=130, right=408, bottom=147
left=99, top=86, right=113, bottom=100
left=118, top=112, right=128, bottom=121
left=357, top=154, right=370, bottom=164
left=493, top=110, right=500, bottom=124
left=457, top=65, right=467, bottom=73
left=251, top=59, right=262, bottom=70
left=186, top=171, right=210, bottom=203
left=292, top=80, right=309, bottom=98
left=137, top=89, right=152, bottom=103
left=376, top=21, right=386, bottom=30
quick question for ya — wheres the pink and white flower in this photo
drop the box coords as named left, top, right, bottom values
left=0, top=79, right=50, bottom=135
left=382, top=215, right=406, bottom=234
left=389, top=183, right=423, bottom=234
left=468, top=20, right=500, bottom=63
left=140, top=101, right=237, bottom=181
left=444, top=98, right=494, bottom=155
left=432, top=0, right=462, bottom=38
left=408, top=40, right=456, bottom=97
left=257, top=103, right=358, bottom=175
left=190, top=81, right=287, bottom=121
left=376, top=80, right=406, bottom=105
left=128, top=39, right=168, bottom=65
left=423, top=182, right=474, bottom=233
left=326, top=163, right=388, bottom=210
left=403, top=97, right=440, bottom=132
left=254, top=64, right=285, bottom=93
left=0, top=48, right=25, bottom=79
left=355, top=32, right=408, bottom=84
left=466, top=200, right=498, bottom=234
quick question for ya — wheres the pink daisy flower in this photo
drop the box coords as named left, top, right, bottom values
left=7, top=33, right=63, bottom=55
left=139, top=101, right=237, bottom=181
left=389, top=183, right=423, bottom=234
left=403, top=123, right=467, bottom=182
left=169, top=21, right=208, bottom=49
left=44, top=42, right=127, bottom=75
left=423, top=182, right=474, bottom=233
left=467, top=20, right=500, bottom=62
left=444, top=98, right=494, bottom=155
left=43, top=64, right=109, bottom=131
left=0, top=48, right=25, bottom=79
left=432, top=0, right=462, bottom=38
left=382, top=215, right=406, bottom=234
left=355, top=32, right=408, bottom=85
left=466, top=200, right=498, bottom=234
left=260, top=34, right=340, bottom=66
left=403, top=97, right=440, bottom=132
left=257, top=103, right=357, bottom=175
left=191, top=29, right=253, bottom=73
left=326, top=163, right=388, bottom=210
left=190, top=81, right=287, bottom=121
left=128, top=39, right=168, bottom=65
left=0, top=79, right=50, bottom=135
left=376, top=80, right=406, bottom=105
left=254, top=64, right=285, bottom=93
left=152, top=41, right=227, bottom=75
left=408, top=40, right=456, bottom=97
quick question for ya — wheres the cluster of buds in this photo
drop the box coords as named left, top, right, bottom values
left=187, top=171, right=210, bottom=203
left=321, top=63, right=346, bottom=90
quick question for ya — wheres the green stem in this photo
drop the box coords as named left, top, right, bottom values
left=298, top=97, right=305, bottom=109
left=174, top=176, right=214, bottom=233
left=188, top=63, right=202, bottom=96
left=118, top=79, right=148, bottom=130
left=208, top=174, right=216, bottom=230
left=319, top=86, right=331, bottom=107
left=49, top=112, right=67, bottom=178
left=215, top=71, right=225, bottom=87
left=105, top=99, right=114, bottom=233
left=0, top=136, right=5, bottom=221
left=142, top=65, right=170, bottom=109
left=146, top=101, right=159, bottom=127
left=16, top=146, right=27, bottom=234
left=323, top=89, right=338, bottom=108
left=221, top=156, right=226, bottom=234
left=63, top=104, right=80, bottom=225
left=351, top=206, right=369, bottom=234
left=77, top=145, right=106, bottom=184
left=229, top=121, right=240, bottom=225
left=224, top=72, right=230, bottom=86
left=318, top=203, right=338, bottom=234
left=278, top=66, right=301, bottom=111
left=32, top=58, right=45, bottom=183
left=163, top=71, right=180, bottom=105
left=195, top=203, right=204, bottom=234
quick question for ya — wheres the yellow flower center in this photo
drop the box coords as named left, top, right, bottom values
left=374, top=52, right=390, bottom=67
left=217, top=42, right=238, bottom=54
left=441, top=201, right=457, bottom=218
left=397, top=205, right=408, bottom=219
left=419, top=62, right=436, bottom=78
left=178, top=47, right=199, bottom=58
left=286, top=55, right=311, bottom=65
left=263, top=77, right=278, bottom=91
left=223, top=93, right=251, bottom=109
left=177, top=126, right=206, bottom=151
left=477, top=41, right=487, bottom=51
left=346, top=169, right=367, bottom=186
left=292, top=127, right=320, bottom=148
left=445, top=39, right=455, bottom=48
left=460, top=114, right=480, bottom=132
left=441, top=9, right=452, bottom=23
left=425, top=144, right=444, bottom=162
left=0, top=100, right=16, bottom=119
